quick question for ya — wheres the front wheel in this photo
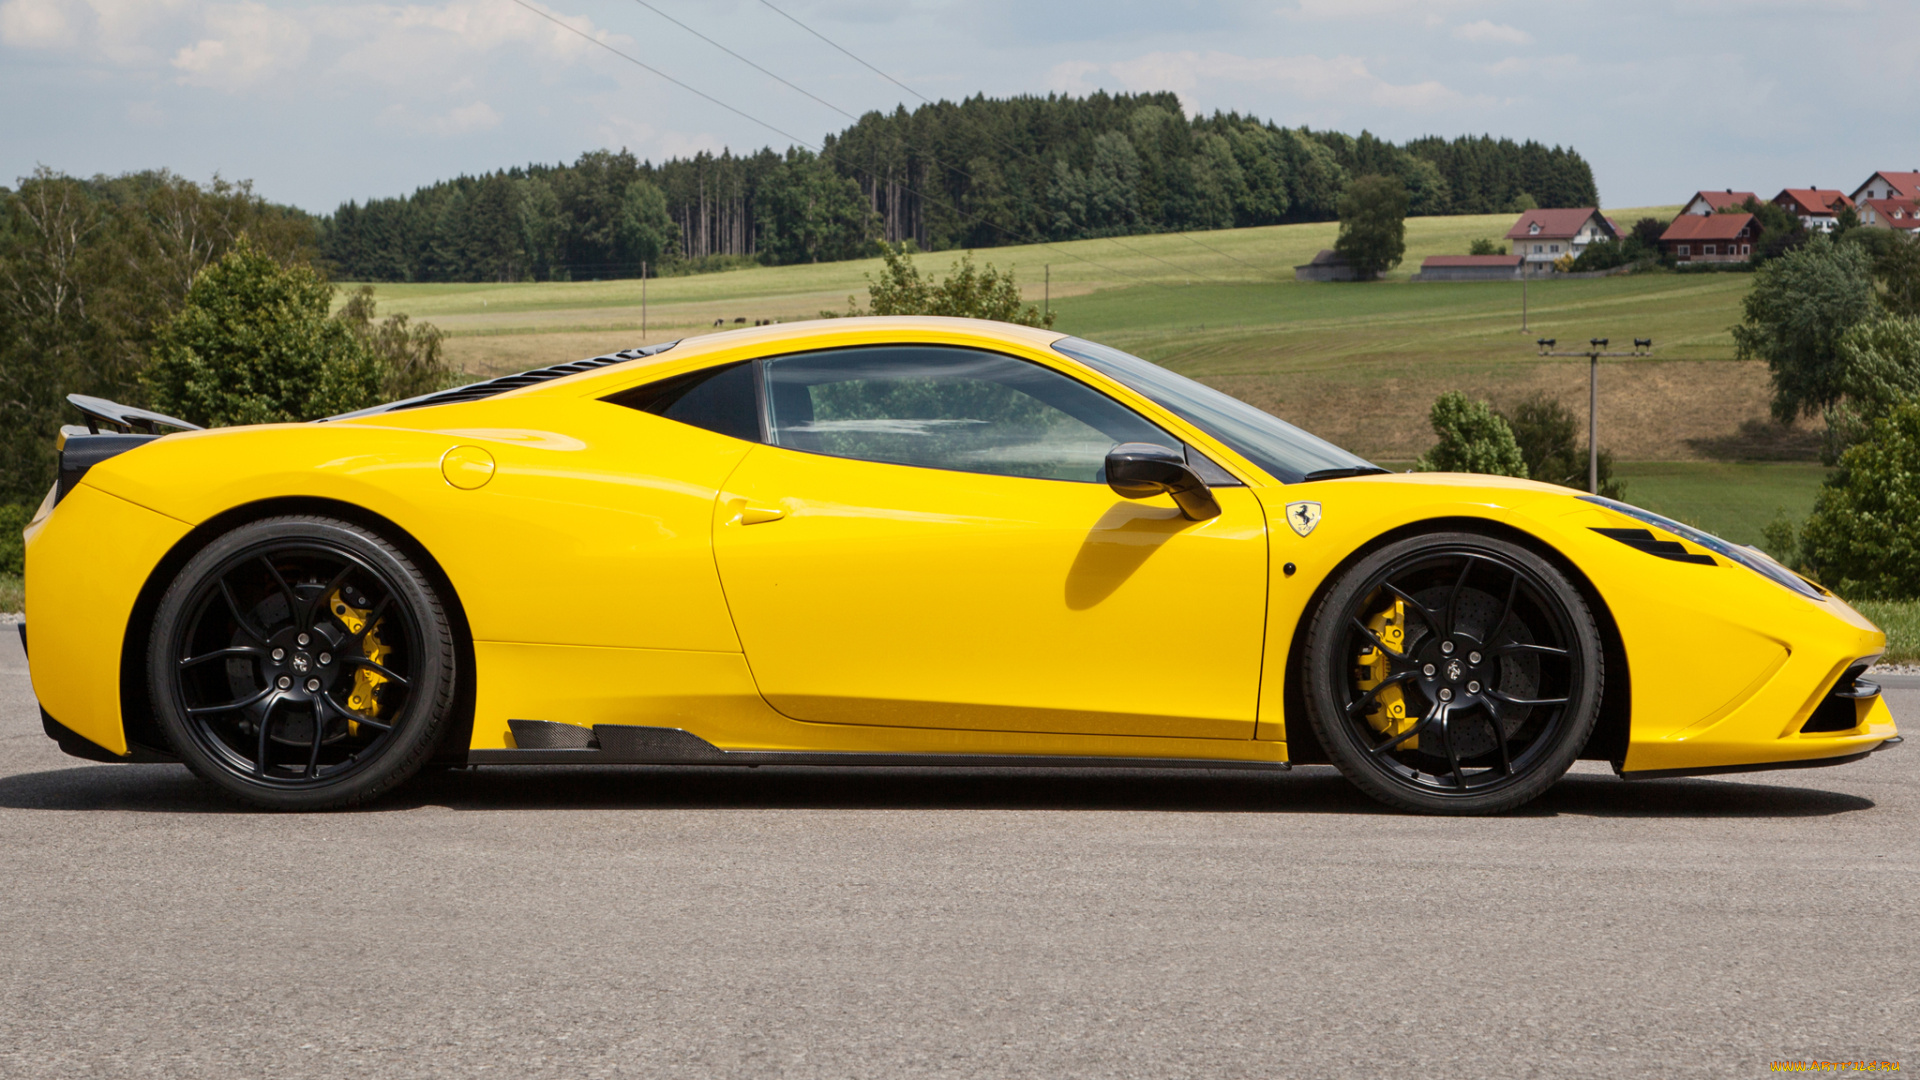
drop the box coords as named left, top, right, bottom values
left=1301, top=532, right=1603, bottom=815
left=148, top=516, right=457, bottom=810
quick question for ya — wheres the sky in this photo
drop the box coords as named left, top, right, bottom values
left=1, top=0, right=1913, bottom=215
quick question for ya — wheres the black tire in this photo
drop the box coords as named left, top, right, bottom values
left=1301, top=531, right=1603, bottom=815
left=148, top=515, right=457, bottom=810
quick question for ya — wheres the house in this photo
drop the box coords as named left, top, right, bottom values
left=1680, top=190, right=1758, bottom=216
left=1294, top=249, right=1356, bottom=282
left=1771, top=188, right=1853, bottom=232
left=1504, top=208, right=1618, bottom=270
left=1858, top=198, right=1920, bottom=236
left=1849, top=171, right=1920, bottom=205
left=1411, top=255, right=1523, bottom=282
left=1659, top=213, right=1757, bottom=262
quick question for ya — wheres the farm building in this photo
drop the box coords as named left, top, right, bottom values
left=1294, top=249, right=1357, bottom=282
left=1505, top=209, right=1618, bottom=269
left=1411, top=255, right=1523, bottom=281
left=1771, top=188, right=1853, bottom=232
left=1680, top=190, right=1757, bottom=216
left=1659, top=213, right=1757, bottom=262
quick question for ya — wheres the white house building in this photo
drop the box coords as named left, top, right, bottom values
left=1504, top=208, right=1620, bottom=270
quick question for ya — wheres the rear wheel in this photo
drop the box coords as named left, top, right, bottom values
left=1301, top=532, right=1603, bottom=814
left=148, top=516, right=456, bottom=810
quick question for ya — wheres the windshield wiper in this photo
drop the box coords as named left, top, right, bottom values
left=1299, top=466, right=1392, bottom=482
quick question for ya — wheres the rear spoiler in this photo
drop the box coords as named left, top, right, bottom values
left=55, top=395, right=201, bottom=504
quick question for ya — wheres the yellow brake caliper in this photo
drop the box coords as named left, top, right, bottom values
left=1355, top=598, right=1418, bottom=750
left=328, top=590, right=390, bottom=736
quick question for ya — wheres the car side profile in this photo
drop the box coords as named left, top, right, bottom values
left=19, top=317, right=1902, bottom=813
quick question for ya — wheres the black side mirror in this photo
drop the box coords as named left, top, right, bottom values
left=1105, top=442, right=1221, bottom=521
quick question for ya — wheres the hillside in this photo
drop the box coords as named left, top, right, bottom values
left=358, top=204, right=1803, bottom=464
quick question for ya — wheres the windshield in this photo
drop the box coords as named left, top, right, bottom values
left=1052, top=337, right=1378, bottom=484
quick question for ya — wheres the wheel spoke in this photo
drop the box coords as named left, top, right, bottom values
left=261, top=556, right=300, bottom=624
left=1381, top=581, right=1443, bottom=638
left=1368, top=701, right=1439, bottom=757
left=305, top=694, right=332, bottom=778
left=1485, top=569, right=1522, bottom=648
left=1349, top=617, right=1409, bottom=662
left=1438, top=706, right=1466, bottom=788
left=1486, top=642, right=1569, bottom=658
left=179, top=646, right=264, bottom=669
left=1345, top=669, right=1418, bottom=716
left=1444, top=558, right=1474, bottom=639
left=310, top=563, right=357, bottom=627
left=218, top=578, right=269, bottom=643
left=1489, top=689, right=1570, bottom=708
left=342, top=654, right=409, bottom=687
left=1482, top=703, right=1513, bottom=775
left=250, top=691, right=285, bottom=778
left=187, top=684, right=273, bottom=715
left=319, top=690, right=391, bottom=733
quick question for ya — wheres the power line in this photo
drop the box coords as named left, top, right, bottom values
left=753, top=0, right=1274, bottom=278
left=626, top=0, right=1228, bottom=284
left=511, top=0, right=1172, bottom=290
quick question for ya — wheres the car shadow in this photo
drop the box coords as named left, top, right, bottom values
left=0, top=762, right=1878, bottom=818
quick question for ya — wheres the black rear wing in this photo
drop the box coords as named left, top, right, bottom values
left=55, top=395, right=201, bottom=504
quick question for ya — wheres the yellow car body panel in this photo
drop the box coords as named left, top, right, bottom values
left=20, top=316, right=1897, bottom=780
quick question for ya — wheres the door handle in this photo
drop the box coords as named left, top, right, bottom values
left=726, top=498, right=786, bottom=526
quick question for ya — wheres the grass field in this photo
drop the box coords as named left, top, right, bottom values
left=353, top=205, right=1815, bottom=464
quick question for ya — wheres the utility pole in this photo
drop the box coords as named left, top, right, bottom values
left=1521, top=268, right=1528, bottom=332
left=1535, top=337, right=1651, bottom=493
left=1044, top=265, right=1050, bottom=322
left=641, top=261, right=648, bottom=341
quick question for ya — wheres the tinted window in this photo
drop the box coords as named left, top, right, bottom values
left=762, top=345, right=1178, bottom=483
left=1052, top=337, right=1377, bottom=484
left=605, top=361, right=760, bottom=442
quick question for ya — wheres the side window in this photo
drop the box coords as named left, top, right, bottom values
left=605, top=361, right=760, bottom=442
left=762, top=345, right=1180, bottom=483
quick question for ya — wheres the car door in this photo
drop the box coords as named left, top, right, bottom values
left=709, top=343, right=1269, bottom=740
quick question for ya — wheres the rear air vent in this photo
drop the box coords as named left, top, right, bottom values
left=324, top=340, right=680, bottom=421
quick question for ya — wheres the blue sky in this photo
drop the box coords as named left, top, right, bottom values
left=1, top=0, right=1911, bottom=214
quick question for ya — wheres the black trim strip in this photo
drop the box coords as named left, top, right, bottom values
left=473, top=723, right=1290, bottom=771
left=1591, top=527, right=1716, bottom=566
left=1617, top=738, right=1897, bottom=781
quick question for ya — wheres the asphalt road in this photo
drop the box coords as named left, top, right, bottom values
left=0, top=629, right=1913, bottom=1079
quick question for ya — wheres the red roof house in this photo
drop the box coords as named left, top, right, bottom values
left=1772, top=188, right=1853, bottom=232
left=1681, top=190, right=1758, bottom=216
left=1504, top=208, right=1618, bottom=268
left=1858, top=198, right=1920, bottom=234
left=1659, top=213, right=1758, bottom=262
left=1850, top=172, right=1920, bottom=205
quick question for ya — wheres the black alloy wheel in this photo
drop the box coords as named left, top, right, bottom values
left=149, top=516, right=456, bottom=810
left=1302, top=532, right=1603, bottom=814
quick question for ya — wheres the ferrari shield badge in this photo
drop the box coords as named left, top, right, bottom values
left=1286, top=500, right=1322, bottom=537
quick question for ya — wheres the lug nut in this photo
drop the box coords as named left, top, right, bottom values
left=1467, top=681, right=1481, bottom=693
left=1439, top=688, right=1453, bottom=701
left=271, top=648, right=285, bottom=662
left=276, top=676, right=291, bottom=689
left=1423, top=663, right=1436, bottom=676
left=318, top=652, right=331, bottom=665
left=1440, top=641, right=1454, bottom=655
left=297, top=632, right=310, bottom=646
left=306, top=679, right=320, bottom=691
left=1469, top=651, right=1482, bottom=664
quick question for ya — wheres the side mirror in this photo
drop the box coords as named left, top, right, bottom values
left=1105, top=442, right=1221, bottom=521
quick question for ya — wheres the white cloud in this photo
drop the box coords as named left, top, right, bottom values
left=378, top=98, right=502, bottom=135
left=1291, top=0, right=1486, bottom=19
left=0, top=0, right=76, bottom=47
left=1046, top=59, right=1101, bottom=95
left=1104, top=50, right=1469, bottom=111
left=1453, top=19, right=1530, bottom=45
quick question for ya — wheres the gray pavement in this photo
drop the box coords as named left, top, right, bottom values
left=0, top=629, right=1912, bottom=1079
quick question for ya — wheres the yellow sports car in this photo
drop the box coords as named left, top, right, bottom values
left=18, top=317, right=1901, bottom=813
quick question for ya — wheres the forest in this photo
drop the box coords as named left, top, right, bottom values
left=317, top=91, right=1599, bottom=283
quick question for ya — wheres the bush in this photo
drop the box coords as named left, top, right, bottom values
left=335, top=286, right=454, bottom=401
left=0, top=500, right=30, bottom=577
left=833, top=243, right=1054, bottom=327
left=1468, top=238, right=1506, bottom=256
left=145, top=239, right=382, bottom=426
left=1800, top=401, right=1920, bottom=599
left=1415, top=392, right=1527, bottom=477
left=1824, top=313, right=1920, bottom=459
left=1498, top=392, right=1624, bottom=498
